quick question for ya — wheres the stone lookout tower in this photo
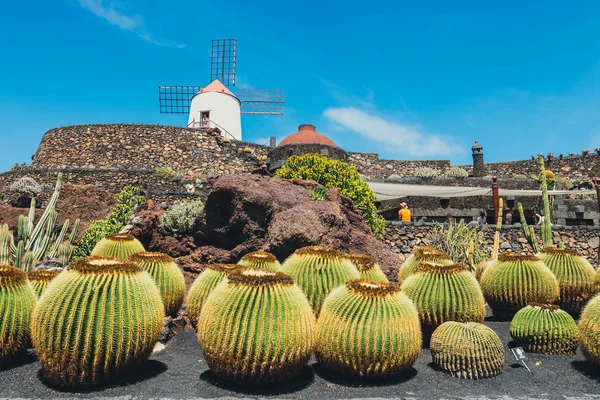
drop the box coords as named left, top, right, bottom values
left=267, top=124, right=348, bottom=171
left=472, top=140, right=484, bottom=177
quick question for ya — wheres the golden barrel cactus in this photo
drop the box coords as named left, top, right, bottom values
left=536, top=247, right=596, bottom=317
left=345, top=253, right=388, bottom=283
left=430, top=321, right=504, bottom=379
left=91, top=233, right=145, bottom=260
left=280, top=246, right=360, bottom=315
left=401, top=262, right=486, bottom=339
left=237, top=251, right=281, bottom=271
left=27, top=270, right=61, bottom=297
left=197, top=267, right=316, bottom=386
left=186, top=263, right=239, bottom=328
left=480, top=253, right=559, bottom=318
left=398, top=246, right=453, bottom=284
left=31, top=256, right=164, bottom=388
left=0, top=265, right=37, bottom=364
left=316, top=280, right=421, bottom=379
left=579, top=294, right=600, bottom=367
left=510, top=303, right=578, bottom=355
left=128, top=252, right=186, bottom=317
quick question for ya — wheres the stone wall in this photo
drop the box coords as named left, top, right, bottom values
left=348, top=152, right=451, bottom=179
left=383, top=224, right=600, bottom=267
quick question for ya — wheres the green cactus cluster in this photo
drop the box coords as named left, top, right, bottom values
left=480, top=252, right=559, bottom=318
left=579, top=294, right=600, bottom=367
left=197, top=267, right=316, bottom=386
left=27, top=270, right=61, bottom=297
left=128, top=252, right=186, bottom=317
left=91, top=233, right=145, bottom=260
left=510, top=303, right=578, bottom=355
left=31, top=256, right=164, bottom=388
left=430, top=321, right=504, bottom=379
left=0, top=264, right=37, bottom=364
left=345, top=253, right=388, bottom=283
left=280, top=246, right=360, bottom=316
left=397, top=246, right=453, bottom=283
left=186, top=263, right=239, bottom=328
left=401, top=262, right=486, bottom=339
left=316, top=280, right=421, bottom=380
left=237, top=251, right=281, bottom=271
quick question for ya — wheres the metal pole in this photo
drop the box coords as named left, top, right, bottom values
left=492, top=176, right=499, bottom=224
left=595, top=178, right=600, bottom=214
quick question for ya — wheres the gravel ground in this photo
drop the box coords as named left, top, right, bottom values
left=1, top=315, right=599, bottom=400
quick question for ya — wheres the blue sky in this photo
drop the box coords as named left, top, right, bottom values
left=1, top=1, right=599, bottom=172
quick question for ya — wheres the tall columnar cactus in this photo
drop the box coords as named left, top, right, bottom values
left=536, top=247, right=596, bottom=317
left=187, top=263, right=239, bottom=328
left=31, top=256, right=164, bottom=388
left=90, top=233, right=145, bottom=260
left=510, top=303, right=578, bottom=355
left=128, top=252, right=186, bottom=317
left=237, top=251, right=281, bottom=271
left=476, top=199, right=505, bottom=281
left=316, top=280, right=421, bottom=379
left=397, top=246, right=453, bottom=284
left=430, top=321, right=504, bottom=379
left=27, top=270, right=61, bottom=297
left=0, top=264, right=37, bottom=364
left=280, top=246, right=360, bottom=316
left=401, top=262, right=486, bottom=339
left=579, top=294, right=600, bottom=367
left=197, top=267, right=316, bottom=386
left=345, top=253, right=388, bottom=283
left=480, top=252, right=559, bottom=318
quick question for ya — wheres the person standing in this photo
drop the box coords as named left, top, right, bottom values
left=506, top=208, right=513, bottom=225
left=398, top=202, right=411, bottom=223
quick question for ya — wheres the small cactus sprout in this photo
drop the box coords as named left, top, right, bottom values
left=316, top=280, right=421, bottom=379
left=27, top=270, right=61, bottom=297
left=510, top=303, right=578, bottom=355
left=128, top=252, right=186, bottom=317
left=237, top=251, right=281, bottom=271
left=186, top=264, right=239, bottom=328
left=280, top=246, right=360, bottom=315
left=430, top=321, right=504, bottom=379
left=0, top=265, right=37, bottom=363
left=536, top=247, right=596, bottom=317
left=90, top=233, right=145, bottom=260
left=480, top=253, right=559, bottom=318
left=401, top=262, right=486, bottom=339
left=398, top=246, right=453, bottom=284
left=31, top=256, right=164, bottom=388
left=580, top=295, right=600, bottom=367
left=197, top=267, right=316, bottom=386
left=345, top=253, right=388, bottom=283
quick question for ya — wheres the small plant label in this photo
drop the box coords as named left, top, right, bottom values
left=510, top=346, right=532, bottom=372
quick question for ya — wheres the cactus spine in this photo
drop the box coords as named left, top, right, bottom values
left=280, top=246, right=360, bottom=316
left=345, top=253, right=388, bottom=283
left=0, top=264, right=37, bottom=364
left=27, top=270, right=61, bottom=297
left=579, top=294, right=600, bottom=367
left=128, top=252, right=186, bottom=317
left=197, top=267, right=316, bottom=386
left=536, top=247, right=596, bottom=317
left=480, top=252, right=559, bottom=318
left=397, top=246, right=453, bottom=284
left=510, top=303, right=578, bottom=355
left=430, top=321, right=504, bottom=379
left=91, top=233, right=145, bottom=260
left=401, top=262, right=486, bottom=338
left=316, top=280, right=421, bottom=379
left=31, top=256, right=164, bottom=388
left=237, top=251, right=281, bottom=271
left=186, top=264, right=239, bottom=328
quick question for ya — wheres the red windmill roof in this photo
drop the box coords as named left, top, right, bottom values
left=278, top=124, right=337, bottom=147
left=200, top=79, right=236, bottom=96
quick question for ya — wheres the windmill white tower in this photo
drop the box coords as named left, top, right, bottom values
left=158, top=39, right=284, bottom=141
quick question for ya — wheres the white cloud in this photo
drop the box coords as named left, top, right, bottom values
left=323, top=107, right=462, bottom=158
left=77, top=0, right=185, bottom=48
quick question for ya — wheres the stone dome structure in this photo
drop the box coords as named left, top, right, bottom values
left=268, top=124, right=348, bottom=172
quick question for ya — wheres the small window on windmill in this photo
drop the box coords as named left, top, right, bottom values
left=200, top=111, right=210, bottom=128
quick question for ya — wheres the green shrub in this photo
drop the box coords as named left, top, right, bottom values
left=275, top=154, right=385, bottom=238
left=9, top=176, right=42, bottom=198
left=429, top=220, right=488, bottom=272
left=72, top=186, right=145, bottom=259
left=310, top=187, right=327, bottom=201
left=160, top=199, right=204, bottom=234
left=446, top=167, right=469, bottom=179
left=414, top=167, right=439, bottom=178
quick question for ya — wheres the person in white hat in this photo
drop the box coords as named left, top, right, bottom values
left=398, top=202, right=411, bottom=223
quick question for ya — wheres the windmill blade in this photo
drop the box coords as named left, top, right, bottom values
left=158, top=85, right=202, bottom=114
left=236, top=89, right=284, bottom=115
left=211, top=38, right=237, bottom=86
